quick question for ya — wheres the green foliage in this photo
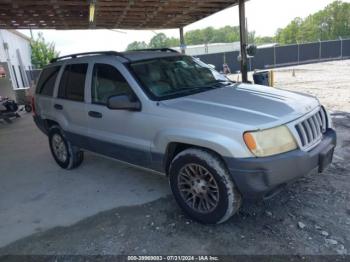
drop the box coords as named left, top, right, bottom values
left=124, top=1, right=350, bottom=51
left=126, top=34, right=179, bottom=50
left=254, top=36, right=276, bottom=45
left=148, top=33, right=168, bottom=48
left=124, top=26, right=258, bottom=51
left=276, top=1, right=350, bottom=44
left=126, top=41, right=148, bottom=51
left=185, top=26, right=242, bottom=45
left=31, top=32, right=60, bottom=69
left=149, top=33, right=179, bottom=48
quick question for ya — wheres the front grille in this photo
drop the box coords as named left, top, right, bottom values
left=295, top=108, right=327, bottom=148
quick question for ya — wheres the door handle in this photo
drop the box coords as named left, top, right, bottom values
left=88, top=111, right=103, bottom=118
left=54, top=104, right=63, bottom=110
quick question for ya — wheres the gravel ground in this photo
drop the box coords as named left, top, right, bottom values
left=0, top=60, right=349, bottom=256
left=274, top=60, right=350, bottom=113
left=229, top=60, right=350, bottom=112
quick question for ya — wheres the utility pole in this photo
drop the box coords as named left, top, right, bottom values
left=238, top=0, right=248, bottom=82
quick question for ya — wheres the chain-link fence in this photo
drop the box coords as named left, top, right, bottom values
left=23, top=38, right=350, bottom=86
left=196, top=38, right=350, bottom=73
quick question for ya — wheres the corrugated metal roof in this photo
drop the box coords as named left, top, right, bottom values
left=0, top=0, right=241, bottom=29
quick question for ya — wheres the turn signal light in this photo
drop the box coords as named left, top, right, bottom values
left=243, top=132, right=256, bottom=151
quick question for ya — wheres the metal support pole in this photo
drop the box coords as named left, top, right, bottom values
left=179, top=27, right=185, bottom=54
left=340, top=36, right=343, bottom=59
left=319, top=39, right=322, bottom=61
left=297, top=41, right=300, bottom=64
left=238, top=0, right=248, bottom=83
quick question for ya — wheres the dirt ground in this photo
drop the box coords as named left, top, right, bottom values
left=274, top=60, right=350, bottom=113
left=229, top=60, right=350, bottom=112
left=0, top=60, right=349, bottom=256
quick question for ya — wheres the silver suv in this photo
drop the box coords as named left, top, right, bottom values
left=33, top=49, right=336, bottom=224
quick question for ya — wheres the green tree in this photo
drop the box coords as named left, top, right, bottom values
left=126, top=41, right=148, bottom=51
left=185, top=29, right=205, bottom=45
left=149, top=33, right=170, bottom=48
left=165, top=37, right=180, bottom=48
left=254, top=36, right=276, bottom=45
left=184, top=26, right=243, bottom=45
left=124, top=26, right=266, bottom=51
left=31, top=32, right=59, bottom=68
left=275, top=1, right=350, bottom=44
left=276, top=17, right=303, bottom=44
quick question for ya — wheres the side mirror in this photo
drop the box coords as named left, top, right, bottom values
left=247, top=44, right=257, bottom=57
left=107, top=94, right=141, bottom=111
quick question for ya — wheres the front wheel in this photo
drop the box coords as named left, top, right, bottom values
left=169, top=148, right=241, bottom=224
left=48, top=126, right=84, bottom=169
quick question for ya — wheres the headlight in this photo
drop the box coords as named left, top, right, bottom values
left=243, top=125, right=297, bottom=157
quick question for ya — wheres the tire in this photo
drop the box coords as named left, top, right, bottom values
left=48, top=125, right=84, bottom=169
left=24, top=104, right=32, bottom=113
left=169, top=148, right=241, bottom=224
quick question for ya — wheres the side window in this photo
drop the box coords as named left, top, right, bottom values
left=58, top=64, right=88, bottom=102
left=91, top=63, right=133, bottom=105
left=36, top=66, right=61, bottom=96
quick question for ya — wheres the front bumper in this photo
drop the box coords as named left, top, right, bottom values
left=226, top=129, right=336, bottom=199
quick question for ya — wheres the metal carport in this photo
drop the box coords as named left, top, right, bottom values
left=0, top=0, right=249, bottom=81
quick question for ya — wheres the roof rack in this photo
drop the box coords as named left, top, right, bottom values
left=50, top=51, right=130, bottom=63
left=133, top=48, right=179, bottom=53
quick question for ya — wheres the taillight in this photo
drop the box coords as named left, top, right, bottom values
left=31, top=96, right=36, bottom=116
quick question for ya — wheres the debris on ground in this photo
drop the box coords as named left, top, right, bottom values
left=298, top=222, right=306, bottom=229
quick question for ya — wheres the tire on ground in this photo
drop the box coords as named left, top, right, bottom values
left=169, top=148, right=241, bottom=224
left=24, top=104, right=32, bottom=113
left=48, top=125, right=84, bottom=170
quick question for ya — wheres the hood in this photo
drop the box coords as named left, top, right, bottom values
left=160, top=83, right=320, bottom=128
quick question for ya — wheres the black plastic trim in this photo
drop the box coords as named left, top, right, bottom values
left=33, top=116, right=48, bottom=135
left=65, top=131, right=157, bottom=171
left=225, top=129, right=337, bottom=199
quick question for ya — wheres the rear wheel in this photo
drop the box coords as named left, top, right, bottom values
left=169, top=148, right=241, bottom=224
left=48, top=126, right=84, bottom=169
left=24, top=104, right=32, bottom=113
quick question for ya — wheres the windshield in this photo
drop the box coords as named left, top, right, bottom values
left=129, top=56, right=232, bottom=100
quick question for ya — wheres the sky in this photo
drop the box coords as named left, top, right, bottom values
left=20, top=0, right=349, bottom=56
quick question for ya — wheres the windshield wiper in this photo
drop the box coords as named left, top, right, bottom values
left=206, top=80, right=233, bottom=87
left=161, top=82, right=232, bottom=98
left=162, top=86, right=215, bottom=97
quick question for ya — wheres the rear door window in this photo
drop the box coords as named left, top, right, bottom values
left=58, top=64, right=88, bottom=102
left=36, top=66, right=61, bottom=96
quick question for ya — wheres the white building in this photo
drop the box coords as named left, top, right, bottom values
left=172, top=42, right=241, bottom=56
left=0, top=30, right=32, bottom=99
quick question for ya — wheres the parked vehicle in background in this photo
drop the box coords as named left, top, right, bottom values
left=33, top=49, right=336, bottom=224
left=0, top=96, right=20, bottom=123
